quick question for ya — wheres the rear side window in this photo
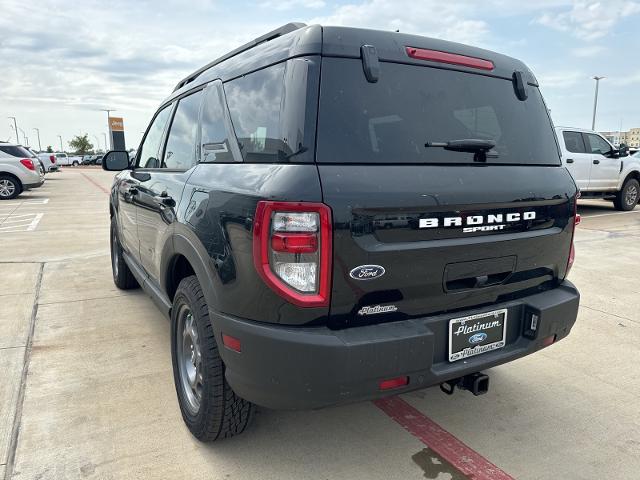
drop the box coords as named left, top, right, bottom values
left=585, top=133, right=612, bottom=156
left=138, top=105, right=173, bottom=169
left=200, top=85, right=234, bottom=163
left=225, top=63, right=286, bottom=162
left=163, top=90, right=203, bottom=170
left=0, top=145, right=31, bottom=158
left=562, top=131, right=586, bottom=153
left=317, top=58, right=561, bottom=165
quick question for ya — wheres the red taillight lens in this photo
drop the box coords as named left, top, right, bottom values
left=406, top=47, right=494, bottom=70
left=50, top=155, right=56, bottom=164
left=253, top=201, right=332, bottom=308
left=379, top=376, right=409, bottom=391
left=20, top=159, right=35, bottom=171
left=271, top=233, right=318, bottom=253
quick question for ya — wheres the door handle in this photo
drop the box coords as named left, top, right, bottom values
left=566, top=158, right=574, bottom=163
left=129, top=187, right=139, bottom=195
left=155, top=195, right=176, bottom=208
left=593, top=159, right=600, bottom=165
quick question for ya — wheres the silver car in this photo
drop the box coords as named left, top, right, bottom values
left=0, top=142, right=45, bottom=200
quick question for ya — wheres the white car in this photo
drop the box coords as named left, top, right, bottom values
left=555, top=127, right=640, bottom=210
left=54, top=153, right=82, bottom=166
left=0, top=142, right=45, bottom=200
left=37, top=152, right=60, bottom=173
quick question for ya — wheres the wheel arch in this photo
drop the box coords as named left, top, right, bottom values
left=0, top=171, right=23, bottom=191
left=163, top=230, right=219, bottom=310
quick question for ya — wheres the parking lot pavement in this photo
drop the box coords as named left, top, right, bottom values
left=2, top=169, right=640, bottom=479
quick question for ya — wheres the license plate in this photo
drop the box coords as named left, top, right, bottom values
left=448, top=309, right=508, bottom=362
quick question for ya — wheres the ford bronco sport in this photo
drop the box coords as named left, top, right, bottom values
left=103, top=23, right=581, bottom=441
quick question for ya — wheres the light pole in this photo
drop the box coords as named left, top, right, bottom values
left=93, top=135, right=101, bottom=153
left=100, top=109, right=115, bottom=150
left=57, top=135, right=64, bottom=153
left=102, top=132, right=108, bottom=151
left=33, top=128, right=42, bottom=151
left=591, top=76, right=605, bottom=131
left=7, top=117, right=18, bottom=143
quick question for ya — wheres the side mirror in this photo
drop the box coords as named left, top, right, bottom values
left=102, top=150, right=131, bottom=171
left=618, top=143, right=630, bottom=158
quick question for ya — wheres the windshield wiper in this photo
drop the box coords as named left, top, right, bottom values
left=425, top=139, right=498, bottom=162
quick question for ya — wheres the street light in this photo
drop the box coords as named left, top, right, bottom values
left=33, top=128, right=42, bottom=151
left=7, top=117, right=18, bottom=143
left=100, top=109, right=115, bottom=150
left=592, top=76, right=605, bottom=131
left=57, top=135, right=64, bottom=153
left=102, top=132, right=108, bottom=151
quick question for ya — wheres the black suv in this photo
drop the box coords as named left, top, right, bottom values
left=103, top=23, right=580, bottom=441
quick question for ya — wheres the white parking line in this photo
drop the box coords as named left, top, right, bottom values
left=0, top=213, right=43, bottom=232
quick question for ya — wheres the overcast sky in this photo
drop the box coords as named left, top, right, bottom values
left=1, top=0, right=639, bottom=151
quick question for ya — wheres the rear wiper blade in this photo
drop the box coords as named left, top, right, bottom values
left=425, top=139, right=496, bottom=153
left=425, top=139, right=498, bottom=162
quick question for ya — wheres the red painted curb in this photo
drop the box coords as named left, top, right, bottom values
left=79, top=172, right=110, bottom=194
left=374, top=396, right=514, bottom=480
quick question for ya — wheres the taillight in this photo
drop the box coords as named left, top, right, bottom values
left=406, top=47, right=494, bottom=70
left=253, top=201, right=332, bottom=307
left=50, top=155, right=56, bottom=164
left=566, top=194, right=579, bottom=276
left=20, top=158, right=35, bottom=171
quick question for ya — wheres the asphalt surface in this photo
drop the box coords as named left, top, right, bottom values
left=1, top=168, right=639, bottom=479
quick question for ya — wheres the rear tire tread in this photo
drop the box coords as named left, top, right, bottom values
left=172, top=275, right=254, bottom=442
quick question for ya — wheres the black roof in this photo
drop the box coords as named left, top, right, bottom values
left=165, top=24, right=536, bottom=105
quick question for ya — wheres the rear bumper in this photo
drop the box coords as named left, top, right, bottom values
left=212, top=281, right=579, bottom=410
left=24, top=180, right=44, bottom=189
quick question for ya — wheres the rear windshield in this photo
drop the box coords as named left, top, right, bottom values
left=0, top=145, right=32, bottom=158
left=317, top=58, right=560, bottom=165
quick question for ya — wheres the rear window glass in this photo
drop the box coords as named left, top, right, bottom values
left=317, top=58, right=560, bottom=165
left=0, top=145, right=32, bottom=158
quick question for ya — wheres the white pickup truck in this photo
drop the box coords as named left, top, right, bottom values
left=555, top=127, right=640, bottom=210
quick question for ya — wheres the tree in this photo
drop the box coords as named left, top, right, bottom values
left=68, top=134, right=93, bottom=155
left=46, top=145, right=53, bottom=153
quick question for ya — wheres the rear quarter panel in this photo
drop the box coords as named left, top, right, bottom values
left=172, top=163, right=328, bottom=325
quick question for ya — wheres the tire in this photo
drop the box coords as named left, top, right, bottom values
left=0, top=175, right=21, bottom=200
left=171, top=275, right=254, bottom=442
left=72, top=161, right=79, bottom=167
left=614, top=179, right=640, bottom=211
left=110, top=217, right=139, bottom=289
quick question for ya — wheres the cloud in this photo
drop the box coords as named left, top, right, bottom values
left=309, top=0, right=490, bottom=46
left=571, top=45, right=607, bottom=57
left=260, top=0, right=326, bottom=10
left=537, top=71, right=587, bottom=88
left=536, top=1, right=640, bottom=41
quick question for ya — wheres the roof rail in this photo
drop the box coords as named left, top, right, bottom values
left=173, top=22, right=307, bottom=92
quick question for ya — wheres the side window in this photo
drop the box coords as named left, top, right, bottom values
left=200, top=85, right=235, bottom=163
left=224, top=62, right=287, bottom=162
left=163, top=90, right=203, bottom=170
left=586, top=134, right=612, bottom=156
left=139, top=106, right=173, bottom=169
left=562, top=131, right=586, bottom=154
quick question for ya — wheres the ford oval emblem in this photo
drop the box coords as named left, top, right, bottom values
left=349, top=265, right=386, bottom=280
left=469, top=332, right=487, bottom=345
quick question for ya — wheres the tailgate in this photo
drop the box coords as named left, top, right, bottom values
left=320, top=164, right=577, bottom=328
